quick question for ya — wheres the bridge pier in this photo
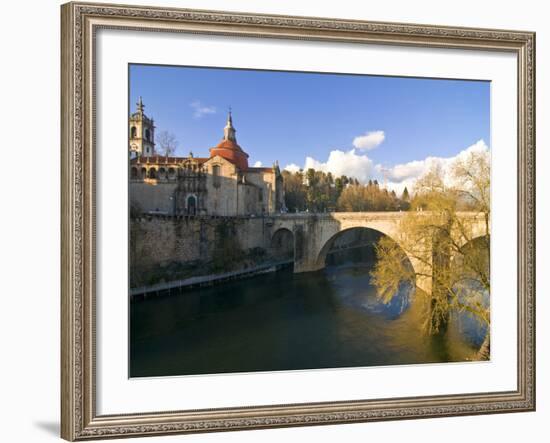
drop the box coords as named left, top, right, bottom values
left=293, top=259, right=324, bottom=273
left=292, top=222, right=327, bottom=273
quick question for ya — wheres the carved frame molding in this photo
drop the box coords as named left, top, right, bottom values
left=61, top=2, right=535, bottom=440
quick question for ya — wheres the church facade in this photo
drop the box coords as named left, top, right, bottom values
left=129, top=99, right=285, bottom=216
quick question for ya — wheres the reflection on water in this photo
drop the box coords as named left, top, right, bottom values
left=130, top=260, right=486, bottom=377
left=325, top=265, right=413, bottom=320
left=451, top=280, right=490, bottom=348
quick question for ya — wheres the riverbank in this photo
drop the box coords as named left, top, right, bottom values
left=130, top=260, right=293, bottom=300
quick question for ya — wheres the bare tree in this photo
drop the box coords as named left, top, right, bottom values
left=370, top=150, right=490, bottom=359
left=157, top=130, right=178, bottom=156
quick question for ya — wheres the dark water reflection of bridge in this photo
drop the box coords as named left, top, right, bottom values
left=130, top=237, right=485, bottom=378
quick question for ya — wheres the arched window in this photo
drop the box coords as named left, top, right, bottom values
left=145, top=129, right=151, bottom=141
left=187, top=195, right=197, bottom=215
left=168, top=168, right=176, bottom=179
left=130, top=126, right=137, bottom=138
left=148, top=168, right=157, bottom=179
left=140, top=167, right=146, bottom=178
left=131, top=167, right=138, bottom=179
left=212, top=165, right=221, bottom=188
left=158, top=168, right=166, bottom=179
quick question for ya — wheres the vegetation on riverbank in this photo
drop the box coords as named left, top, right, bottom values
left=130, top=246, right=273, bottom=288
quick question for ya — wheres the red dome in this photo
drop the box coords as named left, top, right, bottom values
left=209, top=139, right=249, bottom=170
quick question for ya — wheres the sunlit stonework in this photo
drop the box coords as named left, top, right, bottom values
left=129, top=99, right=284, bottom=216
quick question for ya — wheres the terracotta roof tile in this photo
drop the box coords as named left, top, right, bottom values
left=214, top=139, right=244, bottom=152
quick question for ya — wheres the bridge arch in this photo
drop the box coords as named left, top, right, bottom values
left=267, top=212, right=486, bottom=295
left=315, top=227, right=415, bottom=279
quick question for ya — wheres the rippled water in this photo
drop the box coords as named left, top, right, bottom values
left=130, top=263, right=485, bottom=378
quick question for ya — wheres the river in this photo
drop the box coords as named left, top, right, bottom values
left=130, top=254, right=486, bottom=377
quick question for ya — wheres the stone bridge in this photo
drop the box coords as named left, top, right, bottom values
left=266, top=212, right=487, bottom=294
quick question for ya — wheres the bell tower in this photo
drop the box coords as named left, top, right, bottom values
left=129, top=96, right=155, bottom=158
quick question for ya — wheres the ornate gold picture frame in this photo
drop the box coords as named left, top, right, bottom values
left=61, top=2, right=535, bottom=440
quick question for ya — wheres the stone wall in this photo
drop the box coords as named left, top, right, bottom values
left=130, top=181, right=178, bottom=214
left=204, top=156, right=239, bottom=215
left=245, top=169, right=284, bottom=214
left=130, top=156, right=284, bottom=216
left=129, top=215, right=271, bottom=287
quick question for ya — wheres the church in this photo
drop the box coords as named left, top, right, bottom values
left=129, top=98, right=285, bottom=216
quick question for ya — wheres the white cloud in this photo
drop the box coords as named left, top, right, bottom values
left=377, top=160, right=426, bottom=182
left=190, top=101, right=217, bottom=118
left=377, top=139, right=490, bottom=194
left=285, top=139, right=489, bottom=195
left=352, top=130, right=385, bottom=150
left=384, top=178, right=420, bottom=196
left=253, top=161, right=263, bottom=167
left=284, top=163, right=301, bottom=173
left=304, top=149, right=374, bottom=183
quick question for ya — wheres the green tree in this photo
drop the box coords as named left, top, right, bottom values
left=305, top=168, right=317, bottom=187
left=401, top=187, right=410, bottom=201
left=282, top=170, right=306, bottom=212
left=335, top=177, right=343, bottom=192
left=283, top=168, right=410, bottom=214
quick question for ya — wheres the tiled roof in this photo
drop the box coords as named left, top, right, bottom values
left=190, top=157, right=209, bottom=164
left=214, top=139, right=244, bottom=152
left=131, top=156, right=209, bottom=165
left=209, top=139, right=249, bottom=170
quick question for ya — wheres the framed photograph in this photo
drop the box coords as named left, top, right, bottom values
left=61, top=1, right=536, bottom=440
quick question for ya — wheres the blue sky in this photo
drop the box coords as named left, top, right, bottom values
left=129, top=64, right=490, bottom=191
